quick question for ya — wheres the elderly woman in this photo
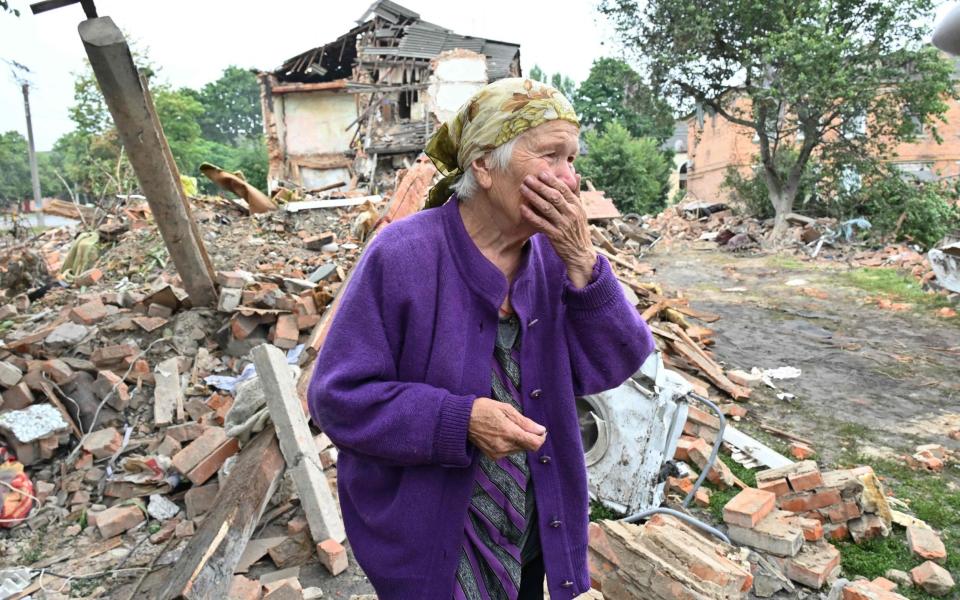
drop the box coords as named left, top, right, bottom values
left=308, top=78, right=654, bottom=600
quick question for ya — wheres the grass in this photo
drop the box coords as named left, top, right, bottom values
left=589, top=499, right=625, bottom=522
left=706, top=453, right=758, bottom=522
left=843, top=268, right=956, bottom=315
left=767, top=255, right=806, bottom=270
left=831, top=454, right=960, bottom=599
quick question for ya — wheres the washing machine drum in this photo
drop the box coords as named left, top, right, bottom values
left=577, top=372, right=689, bottom=516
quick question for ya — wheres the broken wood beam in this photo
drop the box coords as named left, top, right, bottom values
left=158, top=428, right=283, bottom=599
left=251, top=344, right=345, bottom=544
left=79, top=17, right=217, bottom=307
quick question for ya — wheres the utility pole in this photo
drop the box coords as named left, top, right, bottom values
left=20, top=81, right=44, bottom=225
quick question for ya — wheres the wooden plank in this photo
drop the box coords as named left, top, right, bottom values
left=79, top=17, right=217, bottom=307
left=252, top=344, right=345, bottom=544
left=665, top=333, right=750, bottom=401
left=674, top=305, right=721, bottom=323
left=640, top=299, right=670, bottom=323
left=158, top=429, right=283, bottom=599
left=596, top=248, right=653, bottom=277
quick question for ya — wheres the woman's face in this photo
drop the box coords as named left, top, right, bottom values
left=487, top=120, right=580, bottom=232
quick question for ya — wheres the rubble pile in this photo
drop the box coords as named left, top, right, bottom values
left=641, top=200, right=960, bottom=295
left=0, top=187, right=383, bottom=597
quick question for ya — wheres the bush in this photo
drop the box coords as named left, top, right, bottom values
left=722, top=147, right=819, bottom=220
left=577, top=121, right=671, bottom=215
left=857, top=172, right=960, bottom=249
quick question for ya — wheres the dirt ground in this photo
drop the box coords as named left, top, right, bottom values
left=645, top=242, right=960, bottom=469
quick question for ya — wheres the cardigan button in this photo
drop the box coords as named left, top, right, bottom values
left=528, top=318, right=539, bottom=327
left=560, top=580, right=574, bottom=588
left=530, top=389, right=542, bottom=399
left=539, top=455, right=551, bottom=464
left=550, top=519, right=562, bottom=528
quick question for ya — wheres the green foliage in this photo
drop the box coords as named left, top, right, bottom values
left=1, top=0, right=19, bottom=16
left=843, top=268, right=956, bottom=313
left=0, top=131, right=31, bottom=205
left=589, top=499, right=625, bottom=522
left=574, top=58, right=675, bottom=143
left=528, top=65, right=546, bottom=83
left=192, top=66, right=263, bottom=144
left=600, top=0, right=959, bottom=224
left=723, top=147, right=819, bottom=220
left=577, top=121, right=671, bottom=215
left=41, top=58, right=267, bottom=202
left=550, top=72, right=577, bottom=100
left=854, top=170, right=960, bottom=249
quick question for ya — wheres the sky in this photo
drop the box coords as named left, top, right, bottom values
left=0, top=0, right=618, bottom=151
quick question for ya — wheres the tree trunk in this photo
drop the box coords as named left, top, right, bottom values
left=768, top=188, right=796, bottom=244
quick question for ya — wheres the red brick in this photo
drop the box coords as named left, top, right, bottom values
left=723, top=488, right=776, bottom=528
left=83, top=427, right=122, bottom=459
left=317, top=538, right=348, bottom=575
left=849, top=514, right=888, bottom=543
left=126, top=358, right=154, bottom=385
left=97, top=504, right=144, bottom=538
left=2, top=382, right=35, bottom=410
left=294, top=294, right=317, bottom=316
left=785, top=541, right=841, bottom=589
left=273, top=315, right=300, bottom=349
left=231, top=314, right=260, bottom=340
left=304, top=231, right=336, bottom=251
left=166, top=422, right=206, bottom=443
left=674, top=436, right=697, bottom=462
left=69, top=299, right=108, bottom=325
left=40, top=359, right=73, bottom=384
left=185, top=437, right=240, bottom=485
left=821, top=500, right=861, bottom=523
left=228, top=575, right=262, bottom=600
left=790, top=442, right=816, bottom=460
left=147, top=303, right=174, bottom=318
left=75, top=268, right=103, bottom=287
left=906, top=526, right=946, bottom=563
left=823, top=522, right=850, bottom=541
left=779, top=489, right=842, bottom=513
left=786, top=462, right=824, bottom=492
left=296, top=313, right=321, bottom=331
left=871, top=577, right=898, bottom=592
left=910, top=561, right=956, bottom=596
left=175, top=519, right=196, bottom=538
left=287, top=515, right=308, bottom=536
left=172, top=427, right=228, bottom=475
left=721, top=404, right=748, bottom=418
left=216, top=270, right=249, bottom=288
left=206, top=392, right=234, bottom=425
left=757, top=477, right=791, bottom=497
left=667, top=476, right=694, bottom=496
left=842, top=580, right=908, bottom=600
left=93, top=370, right=130, bottom=410
left=91, top=343, right=137, bottom=367
left=794, top=516, right=824, bottom=541
left=686, top=405, right=721, bottom=430
left=687, top=437, right=735, bottom=488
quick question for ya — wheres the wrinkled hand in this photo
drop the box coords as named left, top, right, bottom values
left=519, top=170, right=597, bottom=288
left=468, top=397, right=546, bottom=460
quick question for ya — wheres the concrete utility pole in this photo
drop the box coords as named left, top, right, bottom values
left=20, top=82, right=44, bottom=225
left=31, top=0, right=218, bottom=307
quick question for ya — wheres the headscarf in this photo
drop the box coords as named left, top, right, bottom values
left=423, top=77, right=579, bottom=209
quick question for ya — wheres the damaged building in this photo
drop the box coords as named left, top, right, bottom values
left=257, top=0, right=521, bottom=193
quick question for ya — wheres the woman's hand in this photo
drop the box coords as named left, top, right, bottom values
left=519, top=170, right=597, bottom=288
left=468, top=397, right=546, bottom=460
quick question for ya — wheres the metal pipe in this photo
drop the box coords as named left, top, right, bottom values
left=682, top=392, right=726, bottom=508
left=623, top=507, right=731, bottom=545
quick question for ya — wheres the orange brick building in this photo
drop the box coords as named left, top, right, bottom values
left=682, top=98, right=960, bottom=203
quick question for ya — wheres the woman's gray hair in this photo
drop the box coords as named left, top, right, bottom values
left=449, top=136, right=520, bottom=200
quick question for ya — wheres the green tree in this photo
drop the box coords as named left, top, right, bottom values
left=528, top=64, right=546, bottom=82
left=550, top=72, right=577, bottom=100
left=1, top=1, right=19, bottom=16
left=601, top=0, right=959, bottom=237
left=577, top=121, right=671, bottom=215
left=0, top=131, right=30, bottom=206
left=574, top=58, right=675, bottom=143
left=191, top=66, right=262, bottom=144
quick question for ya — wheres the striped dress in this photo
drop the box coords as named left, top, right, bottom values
left=454, top=314, right=541, bottom=600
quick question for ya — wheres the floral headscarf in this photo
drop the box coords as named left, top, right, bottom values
left=423, top=77, right=579, bottom=209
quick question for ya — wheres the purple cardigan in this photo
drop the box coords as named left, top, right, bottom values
left=307, top=197, right=654, bottom=599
